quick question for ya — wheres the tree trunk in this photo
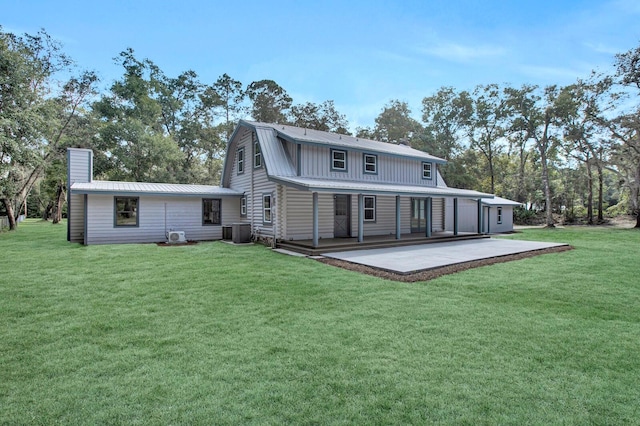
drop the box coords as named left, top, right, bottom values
left=539, top=142, right=555, bottom=227
left=586, top=158, right=593, bottom=225
left=52, top=183, right=65, bottom=224
left=43, top=201, right=53, bottom=221
left=597, top=163, right=604, bottom=223
left=2, top=198, right=17, bottom=230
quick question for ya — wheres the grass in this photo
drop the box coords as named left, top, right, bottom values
left=1, top=220, right=639, bottom=424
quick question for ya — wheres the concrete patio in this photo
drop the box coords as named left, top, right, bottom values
left=322, top=238, right=569, bottom=274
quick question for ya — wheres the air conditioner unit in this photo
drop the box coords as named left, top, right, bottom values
left=167, top=231, right=186, bottom=243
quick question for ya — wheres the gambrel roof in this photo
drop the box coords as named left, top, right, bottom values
left=222, top=120, right=494, bottom=199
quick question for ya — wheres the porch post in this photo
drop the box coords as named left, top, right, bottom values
left=395, top=195, right=401, bottom=239
left=312, top=192, right=319, bottom=248
left=486, top=207, right=491, bottom=234
left=357, top=194, right=364, bottom=243
left=453, top=197, right=459, bottom=236
left=425, top=197, right=432, bottom=238
left=477, top=199, right=483, bottom=234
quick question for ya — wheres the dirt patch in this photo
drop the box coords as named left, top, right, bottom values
left=316, top=245, right=573, bottom=283
left=156, top=241, right=199, bottom=247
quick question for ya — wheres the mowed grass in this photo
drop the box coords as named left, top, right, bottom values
left=1, top=221, right=639, bottom=424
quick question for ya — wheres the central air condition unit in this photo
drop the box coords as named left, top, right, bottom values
left=167, top=231, right=186, bottom=243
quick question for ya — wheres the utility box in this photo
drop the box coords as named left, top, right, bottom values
left=222, top=225, right=232, bottom=240
left=232, top=223, right=251, bottom=243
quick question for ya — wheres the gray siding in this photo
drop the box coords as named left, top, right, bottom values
left=281, top=187, right=334, bottom=240
left=350, top=195, right=412, bottom=236
left=445, top=198, right=479, bottom=233
left=485, top=205, right=514, bottom=234
left=67, top=148, right=92, bottom=243
left=300, top=145, right=438, bottom=186
left=432, top=198, right=444, bottom=232
left=84, top=195, right=240, bottom=245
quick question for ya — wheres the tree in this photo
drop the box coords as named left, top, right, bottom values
left=1, top=28, right=96, bottom=230
left=212, top=73, right=245, bottom=141
left=245, top=79, right=292, bottom=123
left=370, top=100, right=422, bottom=144
left=467, top=84, right=510, bottom=194
left=289, top=100, right=350, bottom=134
left=421, top=87, right=473, bottom=185
left=505, top=84, right=578, bottom=227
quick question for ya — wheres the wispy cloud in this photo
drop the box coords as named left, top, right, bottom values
left=518, top=65, right=586, bottom=82
left=418, top=42, right=506, bottom=62
left=584, top=42, right=621, bottom=56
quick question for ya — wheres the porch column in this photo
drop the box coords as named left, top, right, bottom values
left=453, top=197, right=459, bottom=236
left=425, top=197, right=432, bottom=238
left=477, top=199, right=483, bottom=234
left=486, top=207, right=491, bottom=234
left=395, top=195, right=401, bottom=239
left=357, top=194, right=364, bottom=243
left=312, top=192, right=319, bottom=248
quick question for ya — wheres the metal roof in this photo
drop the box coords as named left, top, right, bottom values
left=255, top=126, right=296, bottom=177
left=241, top=120, right=446, bottom=163
left=270, top=176, right=494, bottom=199
left=71, top=180, right=243, bottom=197
left=482, top=196, right=522, bottom=206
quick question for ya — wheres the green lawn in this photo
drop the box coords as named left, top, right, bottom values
left=1, top=221, right=639, bottom=424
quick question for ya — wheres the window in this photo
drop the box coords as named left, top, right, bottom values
left=262, top=194, right=272, bottom=224
left=237, top=147, right=245, bottom=174
left=422, top=162, right=432, bottom=180
left=331, top=149, right=347, bottom=171
left=363, top=195, right=376, bottom=222
left=497, top=207, right=503, bottom=224
left=114, top=197, right=139, bottom=227
left=253, top=136, right=262, bottom=168
left=203, top=199, right=221, bottom=225
left=363, top=153, right=377, bottom=174
left=240, top=196, right=247, bottom=217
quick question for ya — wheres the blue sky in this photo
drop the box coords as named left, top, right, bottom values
left=3, top=0, right=640, bottom=130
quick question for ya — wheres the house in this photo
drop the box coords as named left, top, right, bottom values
left=67, top=120, right=519, bottom=246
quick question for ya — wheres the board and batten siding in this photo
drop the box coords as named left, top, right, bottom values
left=299, top=145, right=438, bottom=186
left=84, top=195, right=240, bottom=245
left=281, top=187, right=333, bottom=240
left=67, top=148, right=93, bottom=243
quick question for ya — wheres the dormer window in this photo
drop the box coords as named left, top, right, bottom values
left=331, top=149, right=347, bottom=172
left=253, top=134, right=262, bottom=168
left=422, top=162, right=432, bottom=180
left=363, top=153, right=377, bottom=174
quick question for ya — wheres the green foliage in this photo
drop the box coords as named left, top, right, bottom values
left=2, top=221, right=640, bottom=423
left=289, top=100, right=350, bottom=134
left=513, top=206, right=540, bottom=225
left=245, top=79, right=292, bottom=123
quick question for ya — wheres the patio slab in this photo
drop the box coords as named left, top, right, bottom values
left=322, top=238, right=569, bottom=274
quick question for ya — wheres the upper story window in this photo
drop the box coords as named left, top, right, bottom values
left=114, top=197, right=139, bottom=227
left=497, top=207, right=503, bottom=224
left=363, top=195, right=376, bottom=222
left=422, top=162, right=432, bottom=180
left=203, top=199, right=221, bottom=225
left=237, top=147, right=245, bottom=174
left=253, top=135, right=262, bottom=168
left=331, top=149, right=347, bottom=172
left=363, top=153, right=377, bottom=174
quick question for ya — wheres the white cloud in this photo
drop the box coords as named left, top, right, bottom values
left=418, top=42, right=506, bottom=62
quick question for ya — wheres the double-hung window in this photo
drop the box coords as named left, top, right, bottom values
left=203, top=199, right=221, bottom=225
left=114, top=197, right=139, bottom=227
left=237, top=147, right=245, bottom=174
left=331, top=149, right=347, bottom=171
left=363, top=153, right=377, bottom=174
left=497, top=207, right=503, bottom=224
left=240, top=196, right=247, bottom=217
left=363, top=195, right=376, bottom=222
left=262, top=194, right=272, bottom=224
left=422, top=162, right=432, bottom=180
left=254, top=137, right=262, bottom=168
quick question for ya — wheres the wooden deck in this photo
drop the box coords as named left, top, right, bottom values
left=277, top=232, right=489, bottom=255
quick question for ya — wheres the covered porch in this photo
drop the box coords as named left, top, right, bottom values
left=277, top=230, right=486, bottom=256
